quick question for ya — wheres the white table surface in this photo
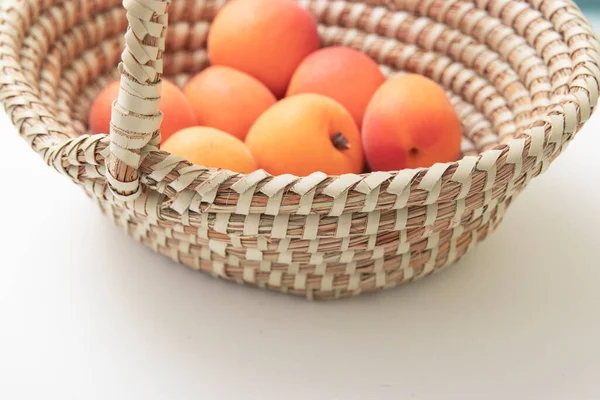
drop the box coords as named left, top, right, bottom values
left=2, top=25, right=600, bottom=400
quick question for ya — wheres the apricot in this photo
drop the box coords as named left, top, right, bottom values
left=245, top=94, right=363, bottom=176
left=207, top=0, right=320, bottom=98
left=162, top=127, right=257, bottom=173
left=287, top=46, right=385, bottom=127
left=362, top=74, right=462, bottom=171
left=89, top=79, right=197, bottom=144
left=183, top=66, right=276, bottom=141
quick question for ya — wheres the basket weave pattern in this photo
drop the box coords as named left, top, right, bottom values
left=1, top=0, right=598, bottom=299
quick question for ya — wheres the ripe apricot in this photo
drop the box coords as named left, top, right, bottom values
left=287, top=46, right=385, bottom=127
left=245, top=94, right=364, bottom=176
left=183, top=66, right=276, bottom=141
left=162, top=127, right=257, bottom=173
left=89, top=79, right=197, bottom=144
left=207, top=0, right=320, bottom=98
left=362, top=74, right=462, bottom=171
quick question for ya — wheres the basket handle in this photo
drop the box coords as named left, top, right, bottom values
left=106, top=0, right=170, bottom=201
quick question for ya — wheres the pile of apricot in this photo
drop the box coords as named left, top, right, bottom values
left=90, top=0, right=462, bottom=176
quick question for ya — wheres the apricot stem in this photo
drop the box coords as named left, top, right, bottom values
left=332, top=132, right=351, bottom=150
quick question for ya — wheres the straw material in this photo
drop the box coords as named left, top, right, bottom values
left=1, top=0, right=598, bottom=299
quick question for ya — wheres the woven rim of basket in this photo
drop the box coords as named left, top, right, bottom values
left=0, top=0, right=599, bottom=217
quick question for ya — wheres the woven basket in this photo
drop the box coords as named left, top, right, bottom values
left=1, top=0, right=598, bottom=300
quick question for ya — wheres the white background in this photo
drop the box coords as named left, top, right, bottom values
left=1, top=22, right=600, bottom=400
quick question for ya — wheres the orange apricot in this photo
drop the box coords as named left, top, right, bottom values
left=362, top=74, right=462, bottom=171
left=245, top=94, right=364, bottom=176
left=286, top=46, right=385, bottom=127
left=89, top=79, right=197, bottom=144
left=183, top=66, right=276, bottom=141
left=207, top=0, right=320, bottom=98
left=162, top=127, right=257, bottom=173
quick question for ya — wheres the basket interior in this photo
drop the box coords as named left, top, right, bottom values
left=41, top=0, right=575, bottom=160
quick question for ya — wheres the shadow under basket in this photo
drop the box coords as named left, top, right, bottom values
left=1, top=0, right=598, bottom=300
